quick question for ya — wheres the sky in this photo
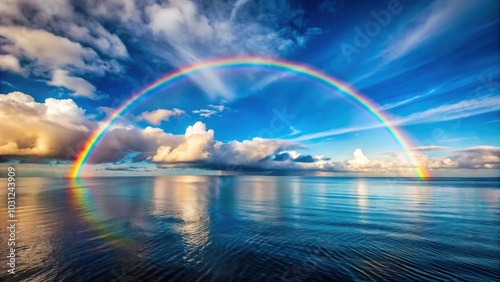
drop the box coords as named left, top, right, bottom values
left=0, top=0, right=499, bottom=177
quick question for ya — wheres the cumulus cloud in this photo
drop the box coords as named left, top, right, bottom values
left=151, top=122, right=215, bottom=163
left=87, top=126, right=184, bottom=164
left=2, top=91, right=498, bottom=174
left=0, top=91, right=300, bottom=167
left=0, top=91, right=91, bottom=159
left=273, top=151, right=330, bottom=163
left=150, top=121, right=302, bottom=166
left=137, top=108, right=185, bottom=125
left=429, top=146, right=500, bottom=169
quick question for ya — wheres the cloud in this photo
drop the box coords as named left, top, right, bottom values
left=192, top=104, right=229, bottom=118
left=289, top=126, right=302, bottom=136
left=0, top=0, right=129, bottom=99
left=49, top=70, right=98, bottom=99
left=293, top=95, right=500, bottom=142
left=150, top=121, right=303, bottom=166
left=379, top=89, right=436, bottom=111
left=87, top=126, right=184, bottom=164
left=382, top=1, right=482, bottom=61
left=99, top=166, right=151, bottom=172
left=1, top=93, right=497, bottom=175
left=230, top=0, right=251, bottom=21
left=272, top=151, right=329, bottom=163
left=137, top=108, right=185, bottom=125
left=0, top=26, right=99, bottom=72
left=0, top=54, right=23, bottom=74
left=142, top=0, right=321, bottom=100
left=0, top=25, right=122, bottom=98
left=0, top=91, right=180, bottom=163
left=395, top=95, right=500, bottom=125
left=408, top=146, right=449, bottom=152
left=64, top=21, right=128, bottom=59
left=146, top=1, right=214, bottom=45
left=1, top=0, right=321, bottom=102
left=0, top=91, right=300, bottom=167
left=0, top=91, right=91, bottom=159
left=383, top=146, right=449, bottom=155
left=318, top=0, right=345, bottom=13
left=429, top=146, right=500, bottom=169
left=151, top=122, right=215, bottom=163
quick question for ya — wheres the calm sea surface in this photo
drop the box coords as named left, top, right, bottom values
left=0, top=176, right=499, bottom=281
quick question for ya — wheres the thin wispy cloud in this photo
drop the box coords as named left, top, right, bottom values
left=382, top=0, right=481, bottom=62
left=440, top=137, right=477, bottom=143
left=192, top=104, right=229, bottom=118
left=379, top=89, right=436, bottom=111
left=293, top=95, right=500, bottom=142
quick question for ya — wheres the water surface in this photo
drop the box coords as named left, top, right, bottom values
left=0, top=176, right=499, bottom=281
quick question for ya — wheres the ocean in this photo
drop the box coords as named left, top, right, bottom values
left=1, top=176, right=499, bottom=281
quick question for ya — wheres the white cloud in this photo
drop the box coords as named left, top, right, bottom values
left=137, top=108, right=185, bottom=125
left=1, top=93, right=497, bottom=175
left=0, top=26, right=98, bottom=71
left=0, top=91, right=178, bottom=163
left=396, top=95, right=500, bottom=125
left=192, top=109, right=218, bottom=118
left=229, top=0, right=251, bottom=21
left=1, top=0, right=321, bottom=102
left=289, top=126, right=302, bottom=136
left=212, top=138, right=303, bottom=166
left=429, top=146, right=500, bottom=169
left=49, top=70, right=98, bottom=99
left=379, top=89, right=436, bottom=111
left=146, top=1, right=214, bottom=45
left=0, top=91, right=90, bottom=159
left=65, top=22, right=128, bottom=59
left=293, top=95, right=500, bottom=142
left=142, top=0, right=321, bottom=100
left=0, top=25, right=123, bottom=99
left=151, top=122, right=214, bottom=163
left=192, top=104, right=229, bottom=118
left=383, top=1, right=482, bottom=61
left=0, top=54, right=23, bottom=74
left=150, top=121, right=302, bottom=166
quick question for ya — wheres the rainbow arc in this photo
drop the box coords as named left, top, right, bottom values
left=70, top=57, right=430, bottom=178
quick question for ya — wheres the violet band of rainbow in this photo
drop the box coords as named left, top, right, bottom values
left=69, top=57, right=430, bottom=179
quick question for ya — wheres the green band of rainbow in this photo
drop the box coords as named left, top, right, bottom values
left=69, top=57, right=429, bottom=178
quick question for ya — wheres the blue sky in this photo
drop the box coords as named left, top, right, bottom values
left=0, top=0, right=499, bottom=177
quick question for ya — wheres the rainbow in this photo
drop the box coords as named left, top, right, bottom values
left=69, top=57, right=429, bottom=178
left=67, top=178, right=135, bottom=248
